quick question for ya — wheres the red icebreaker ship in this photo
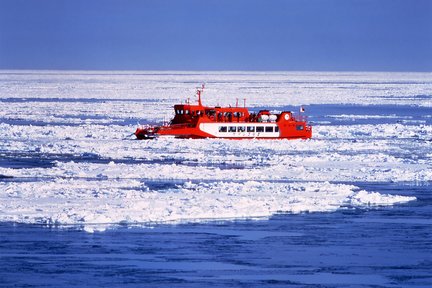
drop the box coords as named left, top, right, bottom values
left=135, top=86, right=312, bottom=140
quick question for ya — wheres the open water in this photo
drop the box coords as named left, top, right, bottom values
left=0, top=71, right=431, bottom=287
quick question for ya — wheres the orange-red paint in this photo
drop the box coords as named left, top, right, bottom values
left=135, top=86, right=312, bottom=140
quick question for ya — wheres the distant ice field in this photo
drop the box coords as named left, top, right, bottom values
left=0, top=71, right=431, bottom=232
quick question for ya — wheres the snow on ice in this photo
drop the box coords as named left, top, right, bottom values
left=0, top=71, right=430, bottom=232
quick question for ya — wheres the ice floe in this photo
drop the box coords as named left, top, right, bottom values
left=0, top=71, right=429, bottom=231
left=0, top=180, right=416, bottom=232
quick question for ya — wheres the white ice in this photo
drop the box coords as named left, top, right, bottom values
left=0, top=180, right=416, bottom=233
left=0, top=71, right=429, bottom=232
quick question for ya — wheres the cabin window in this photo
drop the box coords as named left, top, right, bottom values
left=275, top=126, right=279, bottom=132
left=185, top=110, right=189, bottom=115
left=237, top=126, right=246, bottom=132
left=219, top=126, right=227, bottom=132
left=296, top=125, right=304, bottom=131
left=206, top=110, right=216, bottom=116
left=247, top=126, right=255, bottom=132
left=228, top=126, right=236, bottom=132
left=256, top=126, right=264, bottom=132
left=265, top=126, right=274, bottom=133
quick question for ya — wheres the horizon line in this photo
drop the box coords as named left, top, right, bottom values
left=1, top=69, right=431, bottom=74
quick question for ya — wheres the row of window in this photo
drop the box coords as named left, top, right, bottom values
left=175, top=110, right=245, bottom=118
left=175, top=109, right=192, bottom=115
left=218, top=126, right=279, bottom=133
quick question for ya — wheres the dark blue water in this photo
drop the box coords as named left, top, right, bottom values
left=272, top=104, right=432, bottom=126
left=0, top=182, right=430, bottom=287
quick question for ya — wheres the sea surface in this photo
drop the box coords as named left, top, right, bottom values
left=0, top=71, right=431, bottom=287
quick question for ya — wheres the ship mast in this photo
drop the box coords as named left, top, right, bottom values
left=197, top=84, right=205, bottom=106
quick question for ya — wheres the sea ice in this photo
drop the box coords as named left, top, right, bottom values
left=0, top=180, right=416, bottom=232
left=0, top=71, right=429, bottom=231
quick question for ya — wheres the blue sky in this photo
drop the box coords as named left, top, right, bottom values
left=0, top=0, right=431, bottom=71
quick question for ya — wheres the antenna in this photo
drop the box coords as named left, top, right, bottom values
left=236, top=98, right=238, bottom=107
left=243, top=98, right=246, bottom=108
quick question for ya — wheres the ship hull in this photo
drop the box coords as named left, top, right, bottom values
left=135, top=121, right=312, bottom=140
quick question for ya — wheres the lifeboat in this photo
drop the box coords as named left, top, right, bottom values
left=135, top=85, right=312, bottom=140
